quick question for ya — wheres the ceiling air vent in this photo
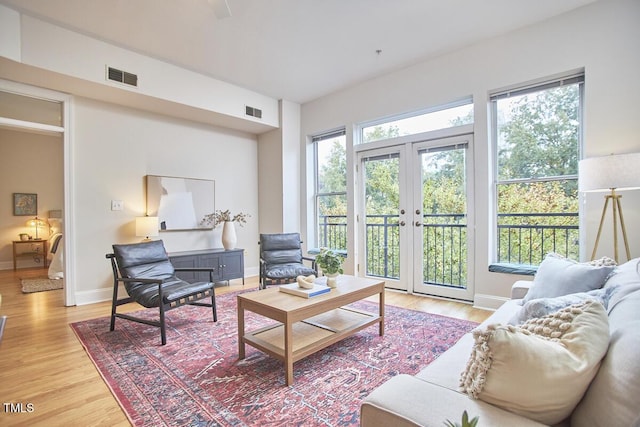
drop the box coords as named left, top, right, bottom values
left=245, top=105, right=262, bottom=119
left=107, top=66, right=138, bottom=87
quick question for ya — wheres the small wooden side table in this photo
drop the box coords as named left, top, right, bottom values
left=12, top=240, right=48, bottom=271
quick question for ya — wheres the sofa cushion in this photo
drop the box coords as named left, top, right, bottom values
left=417, top=299, right=522, bottom=390
left=521, top=253, right=615, bottom=304
left=604, top=257, right=640, bottom=313
left=459, top=300, right=609, bottom=425
left=572, top=259, right=640, bottom=427
left=509, top=286, right=618, bottom=325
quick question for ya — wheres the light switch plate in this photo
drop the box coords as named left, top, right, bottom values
left=111, top=200, right=124, bottom=211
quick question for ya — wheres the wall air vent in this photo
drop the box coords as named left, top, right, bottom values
left=245, top=105, right=262, bottom=119
left=106, top=66, right=138, bottom=87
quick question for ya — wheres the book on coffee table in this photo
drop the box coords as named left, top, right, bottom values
left=279, top=283, right=331, bottom=298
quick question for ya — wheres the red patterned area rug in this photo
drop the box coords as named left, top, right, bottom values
left=71, top=290, right=477, bottom=426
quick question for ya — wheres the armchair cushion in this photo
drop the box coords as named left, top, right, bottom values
left=263, top=248, right=303, bottom=265
left=264, top=263, right=316, bottom=280
left=129, top=277, right=214, bottom=308
left=260, top=233, right=305, bottom=263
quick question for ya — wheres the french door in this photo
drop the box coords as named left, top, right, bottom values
left=357, top=135, right=474, bottom=300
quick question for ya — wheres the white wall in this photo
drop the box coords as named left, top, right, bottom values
left=300, top=0, right=640, bottom=308
left=19, top=15, right=279, bottom=131
left=72, top=97, right=259, bottom=304
left=281, top=100, right=302, bottom=232
left=257, top=99, right=303, bottom=234
left=257, top=125, right=284, bottom=233
left=0, top=4, right=20, bottom=62
left=0, top=129, right=63, bottom=268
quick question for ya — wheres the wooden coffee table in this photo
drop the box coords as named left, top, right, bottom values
left=237, top=275, right=385, bottom=385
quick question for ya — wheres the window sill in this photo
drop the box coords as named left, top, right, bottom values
left=308, top=248, right=348, bottom=257
left=489, top=263, right=537, bottom=276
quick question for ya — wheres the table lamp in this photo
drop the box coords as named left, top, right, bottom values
left=135, top=216, right=159, bottom=242
left=25, top=217, right=48, bottom=240
left=579, top=152, right=640, bottom=263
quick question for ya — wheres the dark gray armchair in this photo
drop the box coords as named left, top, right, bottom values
left=107, top=240, right=216, bottom=345
left=259, top=233, right=317, bottom=289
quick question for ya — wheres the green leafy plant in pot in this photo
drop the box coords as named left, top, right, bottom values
left=315, top=248, right=344, bottom=288
left=444, top=411, right=479, bottom=427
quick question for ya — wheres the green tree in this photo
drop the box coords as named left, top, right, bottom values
left=363, top=125, right=401, bottom=215
left=498, top=85, right=579, bottom=181
left=318, top=139, right=347, bottom=194
left=317, top=138, right=347, bottom=218
left=496, top=85, right=579, bottom=214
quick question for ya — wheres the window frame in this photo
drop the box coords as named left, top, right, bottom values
left=359, top=98, right=474, bottom=144
left=312, top=128, right=347, bottom=250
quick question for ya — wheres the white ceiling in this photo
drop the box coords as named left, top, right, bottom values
left=1, top=0, right=597, bottom=104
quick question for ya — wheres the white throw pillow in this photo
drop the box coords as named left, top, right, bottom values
left=521, top=253, right=616, bottom=304
left=459, top=300, right=609, bottom=425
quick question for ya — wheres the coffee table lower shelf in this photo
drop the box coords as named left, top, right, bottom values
left=243, top=307, right=379, bottom=363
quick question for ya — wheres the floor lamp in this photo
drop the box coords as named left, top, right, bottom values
left=579, top=153, right=640, bottom=263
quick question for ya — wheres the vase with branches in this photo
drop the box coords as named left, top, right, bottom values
left=201, top=209, right=250, bottom=228
left=201, top=210, right=250, bottom=250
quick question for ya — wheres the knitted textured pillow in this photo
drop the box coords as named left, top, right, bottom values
left=459, top=300, right=609, bottom=425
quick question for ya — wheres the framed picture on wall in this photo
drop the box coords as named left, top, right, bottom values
left=13, top=193, right=37, bottom=216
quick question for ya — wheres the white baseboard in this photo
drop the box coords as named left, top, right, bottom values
left=244, top=266, right=259, bottom=278
left=473, top=293, right=509, bottom=311
left=74, top=286, right=117, bottom=306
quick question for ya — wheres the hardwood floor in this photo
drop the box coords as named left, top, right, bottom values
left=0, top=268, right=490, bottom=426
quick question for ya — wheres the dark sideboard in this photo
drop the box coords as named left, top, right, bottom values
left=169, top=248, right=244, bottom=285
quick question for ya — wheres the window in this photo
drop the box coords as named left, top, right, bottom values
left=314, top=129, right=347, bottom=250
left=361, top=101, right=473, bottom=143
left=492, top=74, right=583, bottom=267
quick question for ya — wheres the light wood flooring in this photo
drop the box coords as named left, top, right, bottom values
left=0, top=268, right=490, bottom=426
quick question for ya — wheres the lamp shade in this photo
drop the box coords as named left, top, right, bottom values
left=135, top=216, right=159, bottom=239
left=25, top=217, right=48, bottom=228
left=48, top=209, right=62, bottom=219
left=579, top=153, right=640, bottom=192
left=25, top=217, right=48, bottom=239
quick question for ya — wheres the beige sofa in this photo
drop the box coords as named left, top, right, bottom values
left=361, top=257, right=640, bottom=427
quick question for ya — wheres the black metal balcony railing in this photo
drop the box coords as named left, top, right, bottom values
left=318, top=212, right=578, bottom=287
left=497, top=212, right=579, bottom=266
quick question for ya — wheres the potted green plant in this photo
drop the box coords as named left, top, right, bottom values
left=444, top=411, right=479, bottom=427
left=315, top=248, right=344, bottom=287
